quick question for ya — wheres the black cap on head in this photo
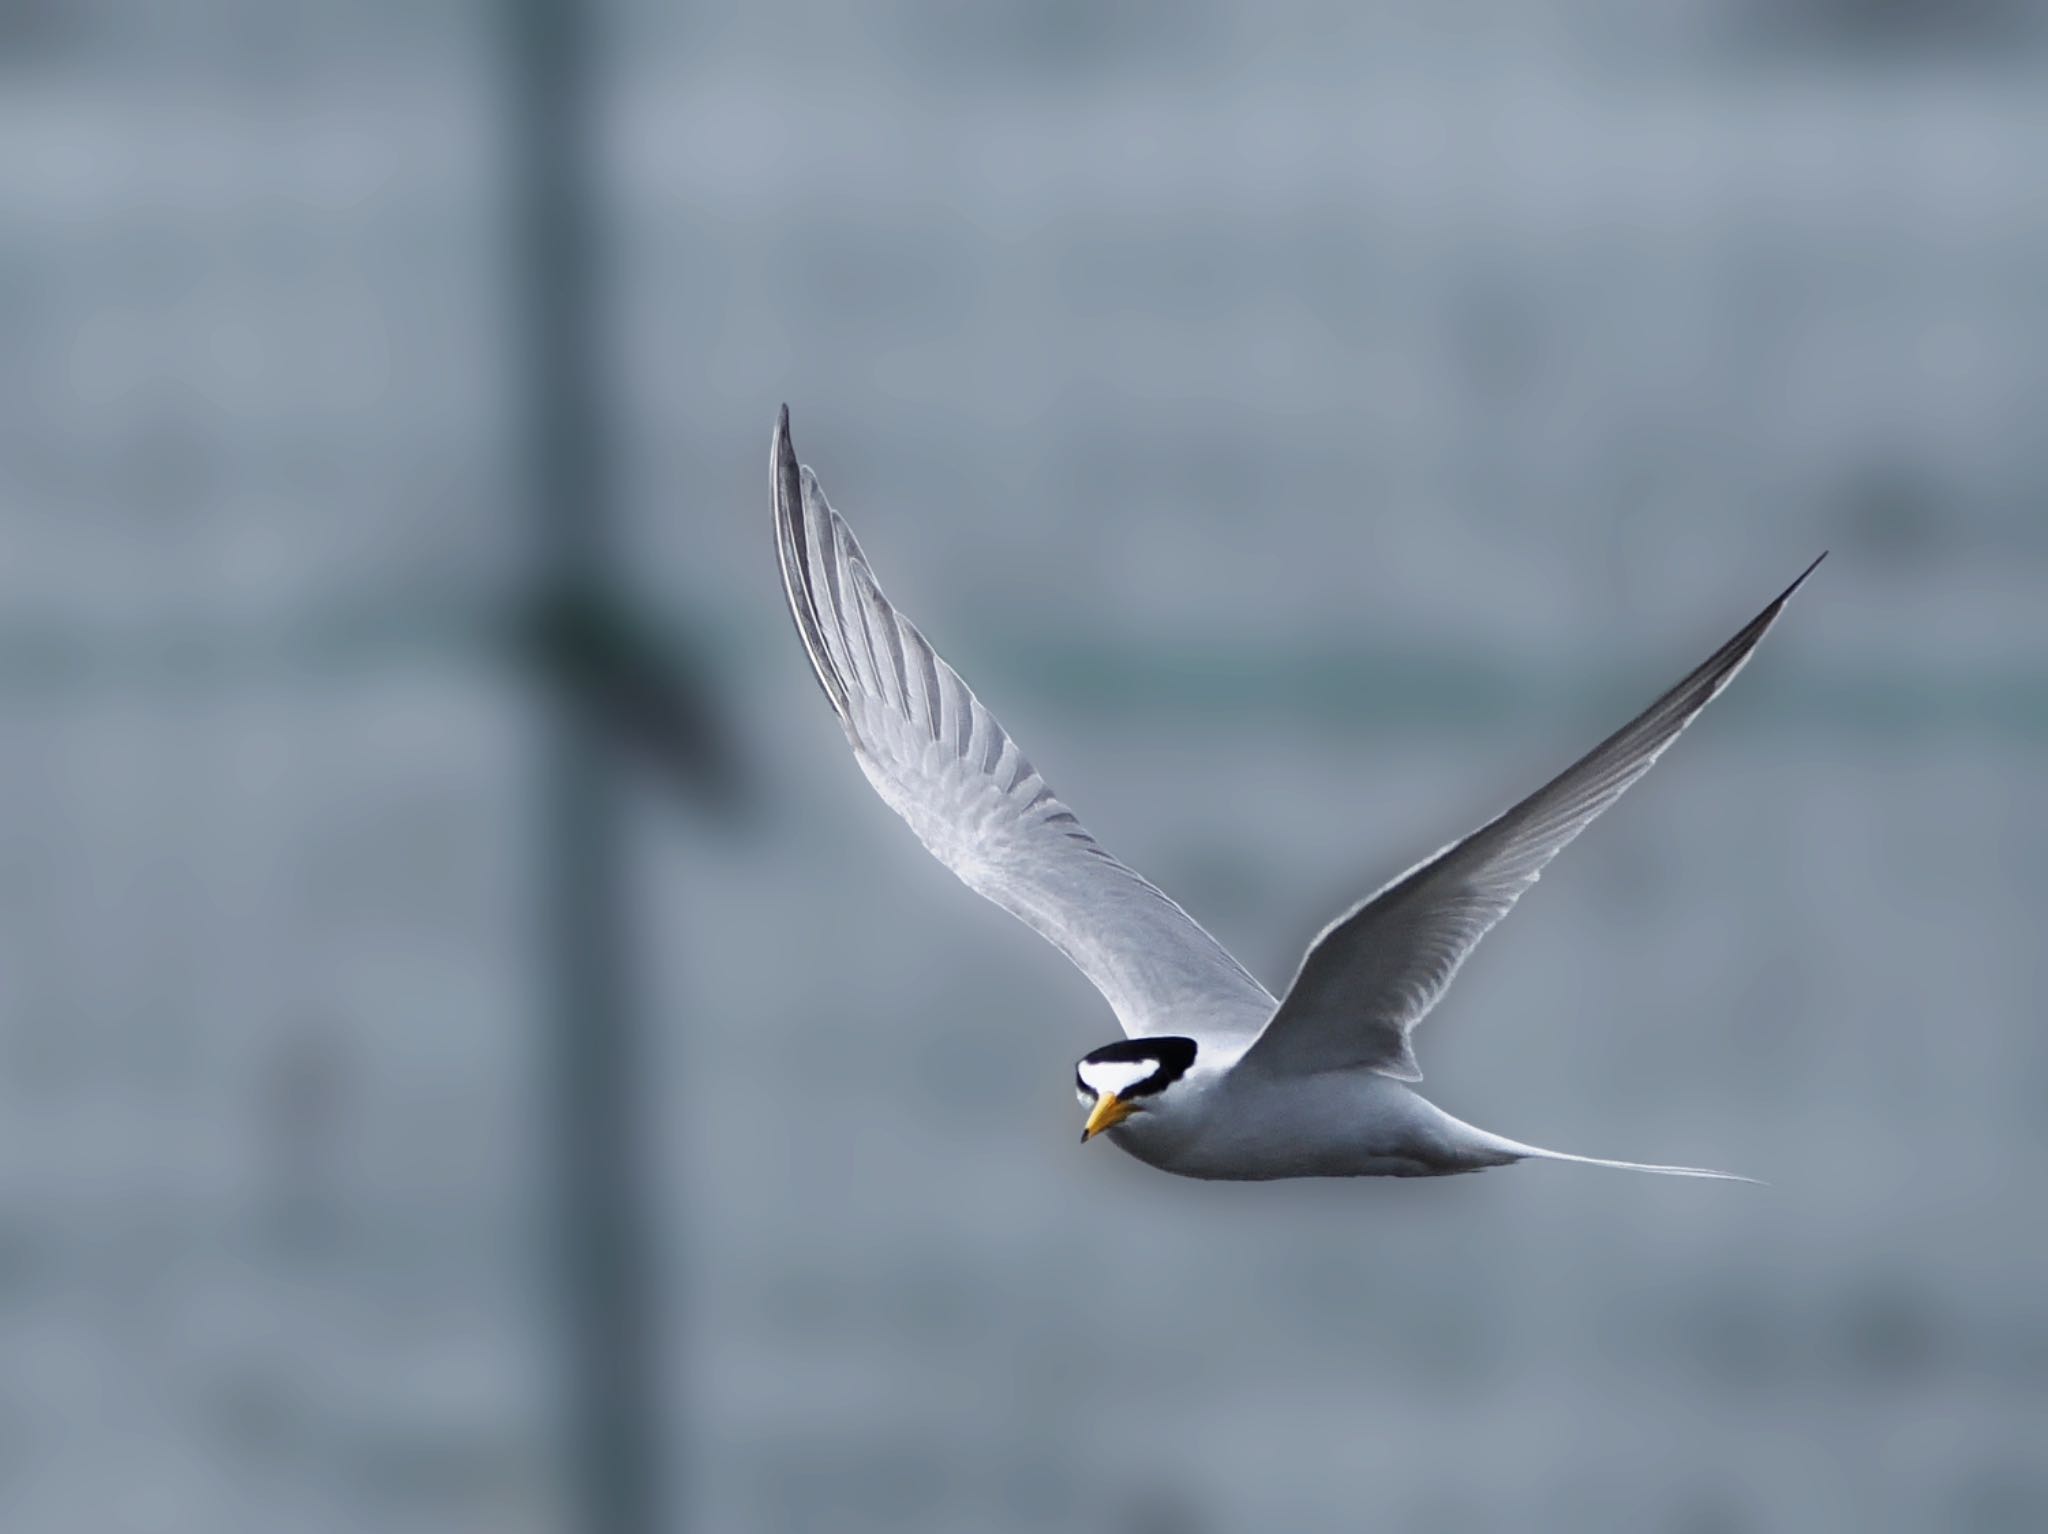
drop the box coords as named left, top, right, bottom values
left=1074, top=1036, right=1198, bottom=1100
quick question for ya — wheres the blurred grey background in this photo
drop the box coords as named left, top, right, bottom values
left=3, top=3, right=2046, bottom=1532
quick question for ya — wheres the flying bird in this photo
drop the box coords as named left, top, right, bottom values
left=773, top=407, right=1819, bottom=1182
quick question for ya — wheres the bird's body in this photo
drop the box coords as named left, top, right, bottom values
left=772, top=406, right=1817, bottom=1185
left=1099, top=1057, right=1513, bottom=1180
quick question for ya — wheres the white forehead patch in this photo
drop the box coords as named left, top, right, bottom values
left=1078, top=1057, right=1157, bottom=1099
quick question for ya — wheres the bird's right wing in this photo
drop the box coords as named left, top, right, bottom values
left=1238, top=554, right=1824, bottom=1083
left=773, top=408, right=1276, bottom=1042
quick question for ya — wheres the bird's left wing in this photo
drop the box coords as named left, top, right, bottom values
left=1238, top=555, right=1823, bottom=1083
left=773, top=408, right=1276, bottom=1042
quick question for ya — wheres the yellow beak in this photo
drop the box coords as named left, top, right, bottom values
left=1081, top=1092, right=1134, bottom=1142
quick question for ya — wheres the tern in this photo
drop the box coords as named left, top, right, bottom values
left=773, top=407, right=1818, bottom=1181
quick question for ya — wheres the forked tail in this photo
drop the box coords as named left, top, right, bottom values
left=1491, top=1134, right=1761, bottom=1183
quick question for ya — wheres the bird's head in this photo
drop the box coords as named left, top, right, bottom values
left=1075, top=1036, right=1199, bottom=1142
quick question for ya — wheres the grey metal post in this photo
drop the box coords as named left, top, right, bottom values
left=505, top=0, right=663, bottom=1530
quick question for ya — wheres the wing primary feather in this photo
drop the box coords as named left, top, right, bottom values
left=773, top=407, right=849, bottom=715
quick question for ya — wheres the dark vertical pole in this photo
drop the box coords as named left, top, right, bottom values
left=505, top=2, right=661, bottom=1532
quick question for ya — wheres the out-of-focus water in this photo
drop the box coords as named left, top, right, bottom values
left=2, top=4, right=2046, bottom=1531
